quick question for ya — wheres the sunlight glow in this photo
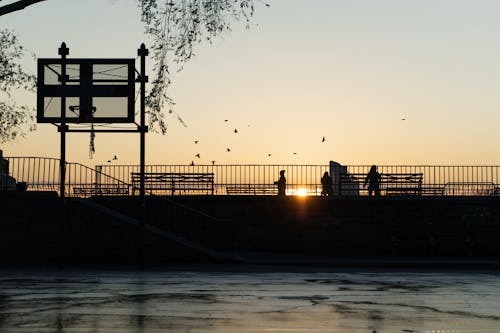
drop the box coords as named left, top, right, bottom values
left=295, top=188, right=308, bottom=197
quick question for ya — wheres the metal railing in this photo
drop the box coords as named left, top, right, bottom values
left=97, top=164, right=330, bottom=196
left=3, top=157, right=500, bottom=197
left=340, top=165, right=500, bottom=196
left=4, top=157, right=130, bottom=196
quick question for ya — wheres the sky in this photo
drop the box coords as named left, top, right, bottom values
left=2, top=0, right=500, bottom=167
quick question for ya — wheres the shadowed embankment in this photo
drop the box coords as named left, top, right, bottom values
left=2, top=191, right=500, bottom=267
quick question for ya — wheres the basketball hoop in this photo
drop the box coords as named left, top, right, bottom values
left=69, top=105, right=97, bottom=123
left=68, top=105, right=97, bottom=157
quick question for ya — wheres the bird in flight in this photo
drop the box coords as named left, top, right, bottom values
left=226, top=148, right=231, bottom=152
left=195, top=153, right=201, bottom=159
left=194, top=140, right=199, bottom=144
left=267, top=153, right=272, bottom=157
left=234, top=129, right=238, bottom=133
left=293, top=152, right=297, bottom=155
left=322, top=136, right=326, bottom=142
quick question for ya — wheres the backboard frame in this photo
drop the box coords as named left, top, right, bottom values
left=37, top=58, right=136, bottom=124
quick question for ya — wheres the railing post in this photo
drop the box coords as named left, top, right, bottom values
left=95, top=165, right=102, bottom=193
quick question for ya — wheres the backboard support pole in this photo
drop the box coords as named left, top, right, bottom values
left=138, top=43, right=149, bottom=201
left=138, top=43, right=149, bottom=269
left=58, top=42, right=69, bottom=268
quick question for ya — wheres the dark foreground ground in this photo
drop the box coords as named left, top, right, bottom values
left=2, top=191, right=500, bottom=267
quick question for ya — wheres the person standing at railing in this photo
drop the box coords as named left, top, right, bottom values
left=274, top=170, right=286, bottom=196
left=321, top=171, right=333, bottom=196
left=364, top=165, right=381, bottom=196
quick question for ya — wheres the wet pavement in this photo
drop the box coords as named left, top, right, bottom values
left=1, top=266, right=499, bottom=332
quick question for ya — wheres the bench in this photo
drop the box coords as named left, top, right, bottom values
left=72, top=184, right=129, bottom=196
left=226, top=184, right=278, bottom=195
left=421, top=185, right=445, bottom=196
left=383, top=173, right=423, bottom=195
left=131, top=172, right=214, bottom=195
left=340, top=173, right=423, bottom=196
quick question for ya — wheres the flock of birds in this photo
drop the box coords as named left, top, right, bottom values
left=105, top=116, right=407, bottom=165
left=185, top=119, right=329, bottom=166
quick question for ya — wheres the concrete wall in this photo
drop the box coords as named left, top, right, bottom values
left=2, top=193, right=500, bottom=264
left=95, top=195, right=500, bottom=258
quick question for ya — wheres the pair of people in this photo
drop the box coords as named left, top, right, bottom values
left=321, top=166, right=381, bottom=196
left=274, top=170, right=333, bottom=196
left=322, top=166, right=382, bottom=197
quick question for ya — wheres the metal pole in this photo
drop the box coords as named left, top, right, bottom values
left=137, top=43, right=149, bottom=268
left=58, top=42, right=69, bottom=266
left=59, top=43, right=68, bottom=198
left=138, top=43, right=148, bottom=200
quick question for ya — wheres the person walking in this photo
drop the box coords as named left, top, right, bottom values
left=275, top=170, right=286, bottom=196
left=321, top=171, right=333, bottom=196
left=364, top=165, right=381, bottom=196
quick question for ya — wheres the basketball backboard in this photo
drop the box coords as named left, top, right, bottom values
left=37, top=59, right=135, bottom=123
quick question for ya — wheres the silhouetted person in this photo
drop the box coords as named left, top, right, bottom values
left=321, top=171, right=333, bottom=196
left=274, top=170, right=286, bottom=196
left=365, top=165, right=381, bottom=196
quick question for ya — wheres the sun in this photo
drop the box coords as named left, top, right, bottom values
left=295, top=188, right=308, bottom=197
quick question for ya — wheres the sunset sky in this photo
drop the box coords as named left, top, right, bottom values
left=2, top=0, right=500, bottom=166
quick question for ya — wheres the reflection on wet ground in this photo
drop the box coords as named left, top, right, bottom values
left=0, top=266, right=499, bottom=332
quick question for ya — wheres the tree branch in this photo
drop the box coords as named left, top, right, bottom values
left=0, top=0, right=47, bottom=17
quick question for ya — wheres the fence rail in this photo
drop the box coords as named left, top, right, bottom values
left=3, top=157, right=500, bottom=197
left=97, top=164, right=330, bottom=196
left=3, top=157, right=130, bottom=197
